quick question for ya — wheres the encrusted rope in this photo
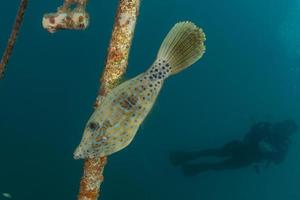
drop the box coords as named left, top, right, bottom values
left=0, top=0, right=28, bottom=79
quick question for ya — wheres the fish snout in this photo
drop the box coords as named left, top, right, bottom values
left=73, top=147, right=85, bottom=160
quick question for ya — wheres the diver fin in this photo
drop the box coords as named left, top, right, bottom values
left=157, top=21, right=206, bottom=75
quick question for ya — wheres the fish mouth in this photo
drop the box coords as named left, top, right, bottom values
left=73, top=147, right=85, bottom=160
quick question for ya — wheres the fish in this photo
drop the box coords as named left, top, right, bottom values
left=2, top=193, right=12, bottom=199
left=74, top=21, right=206, bottom=159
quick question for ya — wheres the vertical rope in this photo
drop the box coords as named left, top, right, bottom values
left=0, top=0, right=28, bottom=79
left=77, top=0, right=140, bottom=199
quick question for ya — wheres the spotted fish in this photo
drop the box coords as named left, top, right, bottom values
left=74, top=21, right=206, bottom=159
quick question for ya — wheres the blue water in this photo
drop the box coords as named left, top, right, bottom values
left=1, top=0, right=300, bottom=199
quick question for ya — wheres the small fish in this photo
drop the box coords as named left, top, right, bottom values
left=2, top=193, right=12, bottom=199
left=74, top=21, right=206, bottom=159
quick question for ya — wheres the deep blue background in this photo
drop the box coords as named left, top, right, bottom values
left=1, top=0, right=300, bottom=199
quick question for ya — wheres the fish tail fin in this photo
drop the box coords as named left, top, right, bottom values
left=156, top=21, right=206, bottom=75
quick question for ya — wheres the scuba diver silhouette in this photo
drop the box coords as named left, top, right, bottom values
left=170, top=120, right=298, bottom=176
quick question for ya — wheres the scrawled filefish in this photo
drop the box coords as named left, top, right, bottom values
left=74, top=21, right=206, bottom=159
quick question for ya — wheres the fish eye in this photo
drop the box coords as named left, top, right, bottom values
left=88, top=122, right=99, bottom=131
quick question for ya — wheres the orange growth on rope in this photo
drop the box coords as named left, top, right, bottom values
left=0, top=0, right=28, bottom=79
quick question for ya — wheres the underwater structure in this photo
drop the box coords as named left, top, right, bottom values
left=42, top=0, right=89, bottom=33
